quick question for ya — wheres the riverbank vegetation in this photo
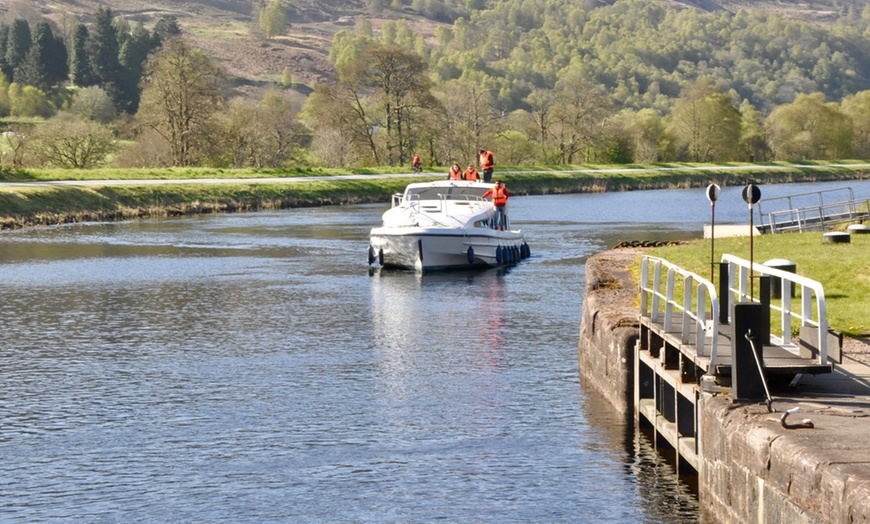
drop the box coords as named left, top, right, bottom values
left=1, top=162, right=868, bottom=230
left=645, top=233, right=870, bottom=337
left=5, top=1, right=870, bottom=172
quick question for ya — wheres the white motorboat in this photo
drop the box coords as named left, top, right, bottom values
left=368, top=180, right=530, bottom=271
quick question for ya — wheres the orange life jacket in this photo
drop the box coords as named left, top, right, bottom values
left=483, top=185, right=508, bottom=206
left=479, top=151, right=494, bottom=170
left=465, top=168, right=479, bottom=181
left=448, top=167, right=462, bottom=180
left=492, top=185, right=508, bottom=206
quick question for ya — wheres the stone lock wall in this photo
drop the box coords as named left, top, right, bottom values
left=577, top=248, right=643, bottom=414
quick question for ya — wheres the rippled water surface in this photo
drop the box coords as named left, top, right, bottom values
left=2, top=180, right=868, bottom=522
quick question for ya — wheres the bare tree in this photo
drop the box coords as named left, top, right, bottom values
left=137, top=38, right=224, bottom=166
left=27, top=115, right=115, bottom=169
left=342, top=43, right=438, bottom=165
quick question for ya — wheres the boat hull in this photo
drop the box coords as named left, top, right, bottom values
left=369, top=227, right=526, bottom=271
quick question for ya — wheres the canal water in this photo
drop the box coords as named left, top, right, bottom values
left=1, top=180, right=867, bottom=523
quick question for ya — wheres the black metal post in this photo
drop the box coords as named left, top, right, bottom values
left=718, top=262, right=729, bottom=325
left=732, top=302, right=767, bottom=400
left=758, top=275, right=771, bottom=346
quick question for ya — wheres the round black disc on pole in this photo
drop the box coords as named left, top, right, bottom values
left=707, top=184, right=720, bottom=282
left=706, top=183, right=721, bottom=203
left=742, top=184, right=761, bottom=205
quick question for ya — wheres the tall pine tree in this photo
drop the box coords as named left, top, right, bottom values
left=87, top=7, right=132, bottom=113
left=5, top=19, right=31, bottom=83
left=0, top=24, right=10, bottom=81
left=71, top=24, right=97, bottom=87
left=119, top=22, right=158, bottom=114
left=15, top=21, right=66, bottom=91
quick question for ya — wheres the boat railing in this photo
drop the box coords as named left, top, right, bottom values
left=640, top=256, right=721, bottom=367
left=391, top=192, right=404, bottom=208
left=437, top=194, right=488, bottom=204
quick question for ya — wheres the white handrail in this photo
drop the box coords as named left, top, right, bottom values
left=720, top=254, right=828, bottom=364
left=640, top=256, right=721, bottom=367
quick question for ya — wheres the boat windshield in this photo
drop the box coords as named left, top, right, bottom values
left=406, top=185, right=490, bottom=202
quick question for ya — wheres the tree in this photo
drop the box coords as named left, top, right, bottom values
left=217, top=92, right=306, bottom=167
left=137, top=37, right=224, bottom=166
left=5, top=18, right=31, bottom=83
left=525, top=88, right=555, bottom=160
left=764, top=92, right=852, bottom=160
left=0, top=71, right=10, bottom=116
left=88, top=7, right=132, bottom=113
left=14, top=21, right=66, bottom=92
left=153, top=15, right=182, bottom=44
left=0, top=24, right=11, bottom=81
left=259, top=0, right=288, bottom=40
left=70, top=85, right=116, bottom=123
left=840, top=90, right=870, bottom=159
left=668, top=80, right=741, bottom=162
left=280, top=67, right=294, bottom=89
left=344, top=43, right=438, bottom=165
left=549, top=75, right=614, bottom=163
left=71, top=24, right=97, bottom=87
left=307, top=43, right=439, bottom=166
left=302, top=82, right=381, bottom=165
left=738, top=99, right=770, bottom=162
left=609, top=108, right=674, bottom=163
left=8, top=82, right=53, bottom=117
left=27, top=114, right=116, bottom=168
left=119, top=22, right=158, bottom=113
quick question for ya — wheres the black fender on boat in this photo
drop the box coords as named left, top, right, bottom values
left=496, top=245, right=503, bottom=264
left=467, top=246, right=474, bottom=265
left=368, top=245, right=376, bottom=265
left=378, top=248, right=384, bottom=266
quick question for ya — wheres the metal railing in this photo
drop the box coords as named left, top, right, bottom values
left=721, top=254, right=829, bottom=364
left=756, top=187, right=870, bottom=233
left=640, top=256, right=721, bottom=367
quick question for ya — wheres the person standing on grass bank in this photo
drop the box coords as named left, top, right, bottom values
left=478, top=149, right=494, bottom=183
left=482, top=180, right=509, bottom=230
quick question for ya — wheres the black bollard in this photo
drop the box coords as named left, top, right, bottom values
left=758, top=275, right=771, bottom=346
left=732, top=302, right=767, bottom=401
left=718, top=262, right=729, bottom=325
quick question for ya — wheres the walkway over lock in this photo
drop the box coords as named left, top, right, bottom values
left=634, top=254, right=837, bottom=471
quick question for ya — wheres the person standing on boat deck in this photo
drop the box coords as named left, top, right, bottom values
left=478, top=149, right=494, bottom=183
left=448, top=163, right=463, bottom=180
left=464, top=164, right=479, bottom=181
left=482, top=180, right=509, bottom=230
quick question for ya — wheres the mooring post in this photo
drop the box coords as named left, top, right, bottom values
left=732, top=302, right=767, bottom=400
left=718, top=262, right=729, bottom=325
left=758, top=275, right=771, bottom=346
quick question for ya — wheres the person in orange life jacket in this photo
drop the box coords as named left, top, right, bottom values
left=481, top=180, right=509, bottom=230
left=478, top=149, right=494, bottom=183
left=464, top=164, right=479, bottom=181
left=447, top=163, right=463, bottom=180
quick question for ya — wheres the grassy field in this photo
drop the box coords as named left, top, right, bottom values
left=644, top=232, right=870, bottom=337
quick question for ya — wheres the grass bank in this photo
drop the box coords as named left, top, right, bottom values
left=644, top=232, right=870, bottom=337
left=0, top=161, right=868, bottom=229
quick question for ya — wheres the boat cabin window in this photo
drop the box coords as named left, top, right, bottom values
left=405, top=185, right=490, bottom=202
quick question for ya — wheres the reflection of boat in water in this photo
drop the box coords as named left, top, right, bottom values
left=368, top=180, right=530, bottom=271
